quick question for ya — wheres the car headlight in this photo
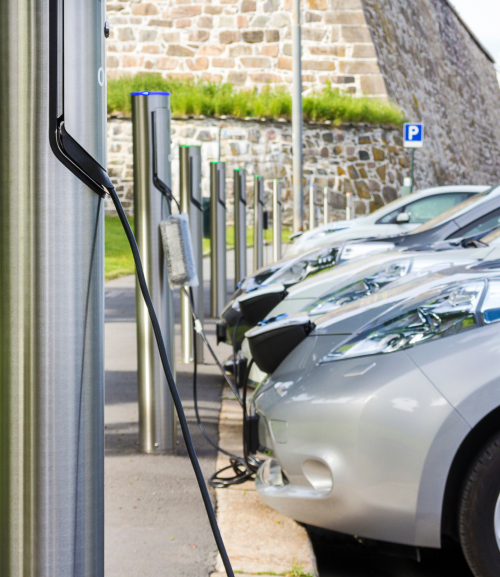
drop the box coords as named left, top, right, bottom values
left=320, top=280, right=486, bottom=363
left=273, top=246, right=340, bottom=286
left=308, top=259, right=412, bottom=316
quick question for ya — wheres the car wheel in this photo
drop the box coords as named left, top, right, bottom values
left=459, top=432, right=500, bottom=577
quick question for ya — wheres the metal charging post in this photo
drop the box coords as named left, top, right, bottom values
left=346, top=191, right=353, bottom=220
left=254, top=175, right=265, bottom=272
left=210, top=162, right=227, bottom=318
left=323, top=187, right=329, bottom=225
left=0, top=1, right=107, bottom=573
left=132, top=92, right=176, bottom=454
left=273, top=180, right=282, bottom=261
left=180, top=145, right=204, bottom=363
left=234, top=168, right=247, bottom=289
left=309, top=184, right=316, bottom=230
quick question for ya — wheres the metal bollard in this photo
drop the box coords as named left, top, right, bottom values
left=132, top=92, right=176, bottom=454
left=210, top=162, right=227, bottom=318
left=254, top=175, right=265, bottom=272
left=273, top=180, right=282, bottom=261
left=346, top=191, right=353, bottom=220
left=234, top=168, right=247, bottom=289
left=323, top=186, right=329, bottom=225
left=179, top=145, right=204, bottom=363
left=309, top=184, right=316, bottom=230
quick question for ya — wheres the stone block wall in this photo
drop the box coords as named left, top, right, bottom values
left=106, top=116, right=409, bottom=222
left=106, top=0, right=388, bottom=97
left=362, top=0, right=500, bottom=188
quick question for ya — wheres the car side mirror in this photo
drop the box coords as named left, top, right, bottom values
left=396, top=212, right=410, bottom=224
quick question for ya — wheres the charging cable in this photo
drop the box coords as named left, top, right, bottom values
left=108, top=186, right=235, bottom=577
left=182, top=287, right=263, bottom=487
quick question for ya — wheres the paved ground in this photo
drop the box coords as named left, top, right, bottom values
left=105, top=273, right=232, bottom=577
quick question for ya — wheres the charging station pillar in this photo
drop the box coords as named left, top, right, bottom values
left=210, top=162, right=227, bottom=317
left=309, top=185, right=316, bottom=230
left=234, top=169, right=247, bottom=289
left=0, top=1, right=106, bottom=574
left=273, top=180, right=282, bottom=262
left=253, top=176, right=265, bottom=272
left=323, top=187, right=329, bottom=225
left=180, top=146, right=204, bottom=363
left=132, top=92, right=176, bottom=454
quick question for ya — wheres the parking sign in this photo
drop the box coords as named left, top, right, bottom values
left=404, top=123, right=424, bottom=148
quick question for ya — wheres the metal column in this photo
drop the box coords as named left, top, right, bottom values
left=210, top=162, right=227, bottom=318
left=0, top=0, right=106, bottom=575
left=346, top=191, right=353, bottom=220
left=132, top=92, right=176, bottom=454
left=180, top=146, right=204, bottom=363
left=309, top=184, right=316, bottom=230
left=323, top=187, right=329, bottom=225
left=292, top=0, right=304, bottom=232
left=273, top=180, right=282, bottom=262
left=234, top=168, right=247, bottom=289
left=254, top=175, right=265, bottom=272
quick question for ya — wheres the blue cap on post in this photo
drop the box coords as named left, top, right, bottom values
left=130, top=91, right=171, bottom=96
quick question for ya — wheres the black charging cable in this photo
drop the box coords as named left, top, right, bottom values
left=182, top=287, right=263, bottom=487
left=108, top=186, right=234, bottom=577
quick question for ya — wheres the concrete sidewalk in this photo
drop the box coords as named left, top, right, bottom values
left=105, top=274, right=232, bottom=577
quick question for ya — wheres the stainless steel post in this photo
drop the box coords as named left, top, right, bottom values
left=273, top=180, right=282, bottom=261
left=323, top=186, right=329, bottom=225
left=132, top=93, right=176, bottom=454
left=234, top=168, right=247, bottom=288
left=210, top=162, right=227, bottom=318
left=0, top=0, right=106, bottom=575
left=309, top=185, right=316, bottom=230
left=346, top=191, right=353, bottom=220
left=253, top=176, right=265, bottom=272
left=292, top=0, right=304, bottom=233
left=180, top=146, right=204, bottom=363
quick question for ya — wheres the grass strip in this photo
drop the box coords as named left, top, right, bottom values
left=108, top=76, right=405, bottom=126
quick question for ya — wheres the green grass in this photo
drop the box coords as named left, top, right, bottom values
left=105, top=215, right=135, bottom=281
left=107, top=76, right=405, bottom=126
left=203, top=225, right=292, bottom=256
left=105, top=216, right=292, bottom=281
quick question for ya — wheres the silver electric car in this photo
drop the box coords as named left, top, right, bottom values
left=241, top=228, right=500, bottom=385
left=253, top=263, right=500, bottom=577
left=289, top=185, right=488, bottom=256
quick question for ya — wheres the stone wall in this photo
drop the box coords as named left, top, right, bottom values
left=362, top=0, right=500, bottom=189
left=106, top=0, right=388, bottom=98
left=106, top=116, right=409, bottom=222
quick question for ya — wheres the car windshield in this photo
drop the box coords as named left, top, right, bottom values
left=408, top=190, right=493, bottom=234
left=482, top=227, right=500, bottom=246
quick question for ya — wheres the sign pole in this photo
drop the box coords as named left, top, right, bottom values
left=410, top=148, right=415, bottom=194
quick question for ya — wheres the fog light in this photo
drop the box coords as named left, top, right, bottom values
left=302, top=460, right=333, bottom=493
left=258, top=459, right=286, bottom=487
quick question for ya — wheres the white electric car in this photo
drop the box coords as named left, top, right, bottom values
left=288, top=185, right=489, bottom=256
left=253, top=263, right=500, bottom=577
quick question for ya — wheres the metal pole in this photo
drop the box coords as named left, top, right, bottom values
left=132, top=93, right=176, bottom=454
left=309, top=184, right=316, bottom=230
left=273, top=180, right=282, bottom=261
left=323, top=186, right=329, bottom=225
left=234, top=168, right=247, bottom=288
left=410, top=148, right=415, bottom=193
left=292, top=0, right=304, bottom=233
left=0, top=0, right=106, bottom=574
left=180, top=146, right=204, bottom=363
left=346, top=191, right=353, bottom=220
left=210, top=162, right=227, bottom=318
left=254, top=176, right=265, bottom=271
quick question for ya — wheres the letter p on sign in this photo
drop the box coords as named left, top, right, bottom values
left=404, top=123, right=424, bottom=148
